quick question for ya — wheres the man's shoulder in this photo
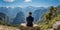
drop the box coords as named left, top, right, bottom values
left=26, top=16, right=34, bottom=19
left=32, top=17, right=34, bottom=19
left=26, top=16, right=29, bottom=18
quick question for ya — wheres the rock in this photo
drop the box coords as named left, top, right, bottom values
left=53, top=21, right=60, bottom=30
left=57, top=25, right=60, bottom=30
left=48, top=29, right=53, bottom=30
left=19, top=23, right=40, bottom=30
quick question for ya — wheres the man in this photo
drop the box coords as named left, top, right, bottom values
left=26, top=12, right=34, bottom=27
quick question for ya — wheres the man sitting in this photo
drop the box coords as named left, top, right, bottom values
left=26, top=12, right=34, bottom=27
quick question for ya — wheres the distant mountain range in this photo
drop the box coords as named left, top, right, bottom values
left=0, top=6, right=49, bottom=25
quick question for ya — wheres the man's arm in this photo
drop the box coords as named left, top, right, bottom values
left=32, top=17, right=34, bottom=22
left=26, top=17, right=28, bottom=22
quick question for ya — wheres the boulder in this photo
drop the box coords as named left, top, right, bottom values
left=57, top=25, right=60, bottom=30
left=53, top=21, right=60, bottom=30
left=19, top=23, right=40, bottom=30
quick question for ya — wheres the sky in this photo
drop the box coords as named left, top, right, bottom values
left=0, top=0, right=60, bottom=7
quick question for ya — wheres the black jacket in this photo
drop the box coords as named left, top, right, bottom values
left=26, top=16, right=34, bottom=27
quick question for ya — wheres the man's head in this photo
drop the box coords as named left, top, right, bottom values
left=29, top=12, right=32, bottom=16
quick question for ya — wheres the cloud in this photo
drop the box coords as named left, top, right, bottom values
left=24, top=0, right=32, bottom=3
left=3, top=0, right=14, bottom=2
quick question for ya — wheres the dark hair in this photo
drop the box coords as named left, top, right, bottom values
left=29, top=12, right=32, bottom=15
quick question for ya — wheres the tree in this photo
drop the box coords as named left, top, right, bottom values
left=45, top=6, right=57, bottom=20
left=49, top=6, right=57, bottom=18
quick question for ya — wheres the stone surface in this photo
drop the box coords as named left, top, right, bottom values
left=53, top=21, right=60, bottom=30
left=19, top=23, right=40, bottom=30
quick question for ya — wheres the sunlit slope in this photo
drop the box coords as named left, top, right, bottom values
left=0, top=25, right=20, bottom=30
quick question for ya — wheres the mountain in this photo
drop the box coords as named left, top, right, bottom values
left=7, top=7, right=23, bottom=18
left=33, top=7, right=49, bottom=23
left=23, top=6, right=37, bottom=17
left=23, top=6, right=44, bottom=17
left=0, top=12, right=9, bottom=24
left=6, top=7, right=23, bottom=23
left=0, top=6, right=49, bottom=24
left=12, top=11, right=25, bottom=25
left=0, top=7, right=8, bottom=15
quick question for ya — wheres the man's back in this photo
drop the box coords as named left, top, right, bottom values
left=26, top=16, right=34, bottom=27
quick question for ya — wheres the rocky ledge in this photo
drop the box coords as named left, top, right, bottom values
left=19, top=23, right=40, bottom=30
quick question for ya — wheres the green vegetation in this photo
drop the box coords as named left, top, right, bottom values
left=0, top=20, right=19, bottom=27
left=39, top=15, right=60, bottom=30
left=0, top=20, right=5, bottom=25
left=0, top=6, right=60, bottom=30
left=38, top=6, right=60, bottom=30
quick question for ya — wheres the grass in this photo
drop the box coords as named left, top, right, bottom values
left=38, top=15, right=60, bottom=30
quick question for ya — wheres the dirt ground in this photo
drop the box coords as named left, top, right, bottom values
left=0, top=25, right=20, bottom=30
